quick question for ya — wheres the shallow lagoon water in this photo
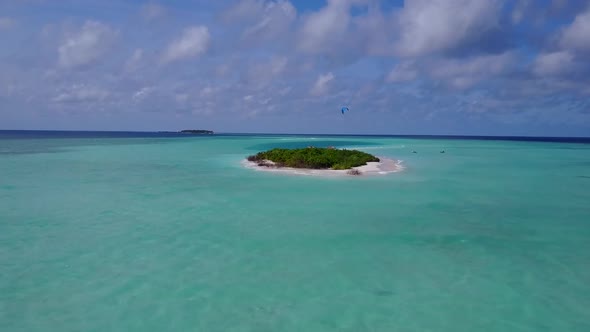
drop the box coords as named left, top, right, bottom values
left=1, top=133, right=589, bottom=331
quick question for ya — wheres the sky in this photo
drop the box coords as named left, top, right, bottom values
left=0, top=0, right=589, bottom=136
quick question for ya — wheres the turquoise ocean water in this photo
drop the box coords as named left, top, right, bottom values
left=1, top=133, right=589, bottom=331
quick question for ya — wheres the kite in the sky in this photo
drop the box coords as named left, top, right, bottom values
left=341, top=106, right=349, bottom=114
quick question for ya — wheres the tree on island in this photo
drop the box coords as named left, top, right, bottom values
left=247, top=147, right=379, bottom=170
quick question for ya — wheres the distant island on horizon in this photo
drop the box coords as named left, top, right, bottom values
left=180, top=130, right=214, bottom=134
left=157, top=130, right=214, bottom=135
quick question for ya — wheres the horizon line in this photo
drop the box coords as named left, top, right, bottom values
left=1, top=129, right=589, bottom=139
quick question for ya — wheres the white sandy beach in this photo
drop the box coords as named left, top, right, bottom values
left=242, top=156, right=403, bottom=177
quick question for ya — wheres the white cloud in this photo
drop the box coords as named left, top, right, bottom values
left=388, top=53, right=515, bottom=89
left=162, top=26, right=210, bottom=63
left=533, top=51, right=576, bottom=76
left=559, top=9, right=590, bottom=53
left=58, top=21, right=117, bottom=69
left=310, top=72, right=334, bottom=96
left=386, top=61, right=418, bottom=83
left=295, top=0, right=503, bottom=58
left=297, top=0, right=355, bottom=54
left=223, top=0, right=266, bottom=21
left=125, top=49, right=143, bottom=71
left=222, top=0, right=297, bottom=49
left=394, top=0, right=502, bottom=57
left=132, top=87, right=152, bottom=102
left=215, top=63, right=232, bottom=77
left=0, top=17, right=16, bottom=30
left=354, top=8, right=397, bottom=57
left=52, top=84, right=110, bottom=103
left=175, top=93, right=189, bottom=104
left=141, top=3, right=167, bottom=21
left=551, top=0, right=568, bottom=10
left=200, top=86, right=217, bottom=97
left=245, top=56, right=289, bottom=89
left=279, top=86, right=292, bottom=96
left=511, top=0, right=530, bottom=24
left=429, top=52, right=515, bottom=88
left=269, top=56, right=288, bottom=75
left=241, top=0, right=297, bottom=41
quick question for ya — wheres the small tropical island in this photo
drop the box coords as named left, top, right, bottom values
left=245, top=147, right=402, bottom=176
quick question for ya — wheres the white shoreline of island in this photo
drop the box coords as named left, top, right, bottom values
left=242, top=156, right=404, bottom=177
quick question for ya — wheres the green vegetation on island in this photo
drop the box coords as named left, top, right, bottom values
left=180, top=130, right=214, bottom=134
left=247, top=147, right=379, bottom=170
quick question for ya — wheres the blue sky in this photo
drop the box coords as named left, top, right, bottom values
left=1, top=0, right=589, bottom=136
